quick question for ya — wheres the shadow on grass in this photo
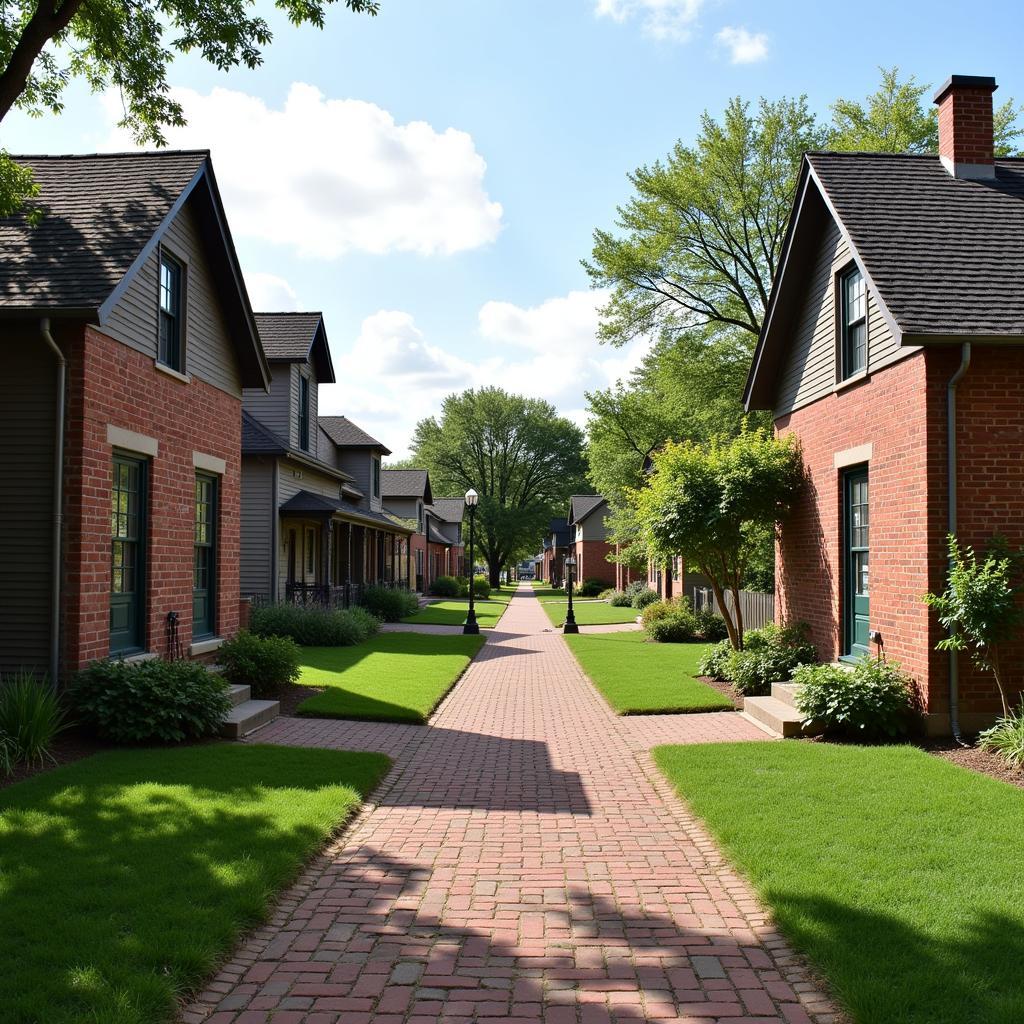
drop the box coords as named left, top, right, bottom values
left=0, top=744, right=389, bottom=1024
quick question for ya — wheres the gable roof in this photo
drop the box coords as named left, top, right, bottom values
left=279, top=489, right=413, bottom=533
left=0, top=150, right=269, bottom=390
left=430, top=498, right=465, bottom=524
left=548, top=516, right=570, bottom=546
left=746, top=152, right=1024, bottom=409
left=381, top=468, right=432, bottom=502
left=568, top=495, right=606, bottom=526
left=242, top=410, right=355, bottom=483
left=254, top=312, right=335, bottom=383
left=318, top=416, right=391, bottom=455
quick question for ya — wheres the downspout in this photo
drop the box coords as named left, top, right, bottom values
left=40, top=319, right=65, bottom=688
left=270, top=460, right=280, bottom=601
left=946, top=342, right=971, bottom=743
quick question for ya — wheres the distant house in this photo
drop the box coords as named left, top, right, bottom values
left=426, top=498, right=466, bottom=582
left=381, top=468, right=432, bottom=591
left=0, top=150, right=269, bottom=677
left=240, top=313, right=413, bottom=606
left=744, top=74, right=1024, bottom=734
left=541, top=517, right=570, bottom=587
left=567, top=495, right=616, bottom=588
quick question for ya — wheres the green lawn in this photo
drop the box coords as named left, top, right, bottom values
left=565, top=632, right=731, bottom=713
left=655, top=742, right=1024, bottom=1024
left=0, top=743, right=389, bottom=1024
left=403, top=598, right=509, bottom=628
left=296, top=632, right=486, bottom=721
left=541, top=599, right=639, bottom=626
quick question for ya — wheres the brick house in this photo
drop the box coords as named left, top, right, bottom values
left=240, top=316, right=414, bottom=606
left=567, top=495, right=616, bottom=588
left=744, top=74, right=1024, bottom=735
left=542, top=517, right=570, bottom=587
left=381, top=468, right=432, bottom=591
left=0, top=151, right=270, bottom=678
left=426, top=498, right=466, bottom=582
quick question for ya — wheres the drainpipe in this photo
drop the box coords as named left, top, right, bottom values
left=270, top=460, right=280, bottom=601
left=40, top=319, right=65, bottom=688
left=946, top=342, right=971, bottom=743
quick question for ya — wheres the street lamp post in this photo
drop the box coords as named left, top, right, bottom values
left=563, top=554, right=579, bottom=634
left=463, top=488, right=480, bottom=635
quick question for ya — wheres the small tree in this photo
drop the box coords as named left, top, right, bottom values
left=633, top=428, right=802, bottom=650
left=924, top=535, right=1024, bottom=719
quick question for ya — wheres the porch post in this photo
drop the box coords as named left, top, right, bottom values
left=323, top=519, right=333, bottom=602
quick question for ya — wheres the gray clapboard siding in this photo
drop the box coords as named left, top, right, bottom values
left=775, top=214, right=907, bottom=416
left=240, top=457, right=274, bottom=599
left=243, top=365, right=292, bottom=442
left=102, top=196, right=242, bottom=397
left=336, top=451, right=373, bottom=509
left=0, top=330, right=57, bottom=674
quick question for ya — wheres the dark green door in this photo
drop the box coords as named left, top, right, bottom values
left=844, top=468, right=870, bottom=658
left=193, top=473, right=217, bottom=640
left=110, top=455, right=146, bottom=655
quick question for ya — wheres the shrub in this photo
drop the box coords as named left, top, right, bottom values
left=71, top=659, right=231, bottom=744
left=0, top=729, right=13, bottom=777
left=793, top=658, right=918, bottom=740
left=219, top=631, right=300, bottom=696
left=608, top=590, right=633, bottom=607
left=598, top=588, right=617, bottom=600
left=694, top=607, right=729, bottom=642
left=698, top=640, right=734, bottom=680
left=646, top=609, right=699, bottom=643
left=641, top=600, right=673, bottom=627
left=361, top=585, right=419, bottom=622
left=623, top=579, right=649, bottom=599
left=631, top=588, right=660, bottom=609
left=0, top=671, right=69, bottom=769
left=577, top=578, right=605, bottom=598
left=726, top=622, right=818, bottom=696
left=979, top=704, right=1024, bottom=768
left=250, top=602, right=379, bottom=647
left=473, top=575, right=492, bottom=599
left=429, top=575, right=461, bottom=598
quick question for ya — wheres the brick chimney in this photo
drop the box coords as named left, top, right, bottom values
left=933, top=74, right=997, bottom=179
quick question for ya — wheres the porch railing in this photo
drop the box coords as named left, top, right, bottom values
left=284, top=580, right=411, bottom=609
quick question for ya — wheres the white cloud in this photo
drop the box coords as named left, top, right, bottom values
left=103, top=83, right=503, bottom=259
left=595, top=0, right=704, bottom=41
left=715, top=26, right=769, bottom=64
left=245, top=272, right=299, bottom=312
left=320, top=291, right=651, bottom=459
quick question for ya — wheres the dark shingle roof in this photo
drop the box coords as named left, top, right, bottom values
left=568, top=495, right=605, bottom=525
left=808, top=152, right=1024, bottom=337
left=318, top=416, right=391, bottom=455
left=381, top=468, right=432, bottom=501
left=241, top=410, right=288, bottom=454
left=430, top=498, right=465, bottom=524
left=278, top=490, right=413, bottom=532
left=0, top=151, right=206, bottom=310
left=254, top=312, right=322, bottom=359
left=549, top=516, right=570, bottom=546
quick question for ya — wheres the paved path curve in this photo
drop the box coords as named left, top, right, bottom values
left=185, top=587, right=837, bottom=1023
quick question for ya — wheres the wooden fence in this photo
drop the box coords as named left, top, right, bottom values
left=690, top=586, right=775, bottom=631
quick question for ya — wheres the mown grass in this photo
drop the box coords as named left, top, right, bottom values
left=541, top=599, right=639, bottom=627
left=296, top=633, right=486, bottom=722
left=654, top=741, right=1024, bottom=1024
left=564, top=632, right=730, bottom=713
left=403, top=597, right=510, bottom=628
left=0, top=744, right=389, bottom=1024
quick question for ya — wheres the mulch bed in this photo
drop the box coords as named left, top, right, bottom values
left=927, top=742, right=1024, bottom=790
left=0, top=728, right=107, bottom=792
left=696, top=675, right=744, bottom=710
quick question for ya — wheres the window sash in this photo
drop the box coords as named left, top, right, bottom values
left=159, top=254, right=183, bottom=370
left=298, top=376, right=310, bottom=451
left=841, top=268, right=867, bottom=378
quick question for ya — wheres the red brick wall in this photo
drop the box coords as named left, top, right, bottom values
left=410, top=532, right=427, bottom=589
left=574, top=540, right=616, bottom=588
left=62, top=326, right=242, bottom=672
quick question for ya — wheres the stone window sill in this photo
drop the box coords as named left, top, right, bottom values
left=190, top=636, right=225, bottom=657
left=155, top=360, right=191, bottom=384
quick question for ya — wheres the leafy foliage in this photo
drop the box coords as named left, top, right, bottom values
left=218, top=631, right=301, bottom=696
left=978, top=704, right=1024, bottom=769
left=361, top=585, right=419, bottom=622
left=697, top=622, right=817, bottom=695
left=608, top=590, right=632, bottom=607
left=793, top=658, right=918, bottom=740
left=698, top=639, right=734, bottom=681
left=576, top=578, right=605, bottom=598
left=71, top=658, right=231, bottom=743
left=924, top=534, right=1024, bottom=717
left=630, top=588, right=660, bottom=609
left=250, top=602, right=379, bottom=647
left=694, top=606, right=729, bottom=642
left=646, top=607, right=699, bottom=644
left=0, top=671, right=68, bottom=769
left=428, top=575, right=462, bottom=598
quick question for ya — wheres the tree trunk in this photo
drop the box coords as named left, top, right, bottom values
left=708, top=576, right=741, bottom=651
left=990, top=647, right=1011, bottom=719
left=730, top=577, right=745, bottom=648
left=488, top=562, right=501, bottom=588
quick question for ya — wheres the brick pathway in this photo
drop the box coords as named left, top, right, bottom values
left=184, top=587, right=838, bottom=1024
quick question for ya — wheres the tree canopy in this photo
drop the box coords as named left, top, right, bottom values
left=410, top=387, right=588, bottom=585
left=0, top=0, right=380, bottom=215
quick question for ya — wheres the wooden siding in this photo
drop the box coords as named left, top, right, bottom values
left=0, top=329, right=57, bottom=673
left=336, top=451, right=373, bottom=510
left=242, top=365, right=292, bottom=442
left=240, top=456, right=274, bottom=599
left=102, top=196, right=243, bottom=397
left=774, top=215, right=909, bottom=416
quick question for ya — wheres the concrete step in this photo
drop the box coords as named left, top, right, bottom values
left=742, top=695, right=806, bottom=738
left=227, top=683, right=251, bottom=707
left=771, top=682, right=801, bottom=708
left=220, top=698, right=280, bottom=739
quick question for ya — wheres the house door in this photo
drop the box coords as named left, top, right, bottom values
left=193, top=473, right=217, bottom=640
left=844, top=468, right=870, bottom=658
left=110, top=454, right=146, bottom=655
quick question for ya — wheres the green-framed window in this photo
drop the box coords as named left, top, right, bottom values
left=840, top=266, right=867, bottom=380
left=298, top=375, right=310, bottom=451
left=110, top=454, right=147, bottom=655
left=159, top=252, right=184, bottom=371
left=193, top=473, right=218, bottom=640
left=843, top=467, right=870, bottom=658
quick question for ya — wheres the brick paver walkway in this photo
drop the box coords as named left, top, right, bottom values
left=184, top=587, right=837, bottom=1023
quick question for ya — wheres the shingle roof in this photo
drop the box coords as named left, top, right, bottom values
left=241, top=410, right=288, bottom=454
left=254, top=312, right=322, bottom=360
left=430, top=498, right=465, bottom=524
left=318, top=416, right=391, bottom=455
left=0, top=151, right=207, bottom=311
left=806, top=152, right=1024, bottom=338
left=381, top=468, right=432, bottom=501
left=568, top=495, right=605, bottom=525
left=278, top=489, right=413, bottom=532
left=549, top=516, right=570, bottom=546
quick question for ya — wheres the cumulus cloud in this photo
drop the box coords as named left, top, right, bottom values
left=320, top=291, right=651, bottom=459
left=245, top=272, right=299, bottom=312
left=103, top=83, right=503, bottom=259
left=594, top=0, right=704, bottom=41
left=715, top=26, right=769, bottom=64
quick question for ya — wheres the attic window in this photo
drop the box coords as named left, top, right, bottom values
left=158, top=252, right=184, bottom=371
left=840, top=266, right=867, bottom=380
left=298, top=375, right=310, bottom=451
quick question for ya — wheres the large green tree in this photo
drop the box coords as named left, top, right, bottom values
left=0, top=0, right=380, bottom=215
left=410, top=387, right=588, bottom=586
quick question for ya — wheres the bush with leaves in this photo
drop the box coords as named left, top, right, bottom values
left=642, top=597, right=684, bottom=628
left=0, top=728, right=14, bottom=777
left=250, top=602, right=378, bottom=647
left=694, top=607, right=729, bottom=642
left=646, top=608, right=699, bottom=643
left=218, top=631, right=300, bottom=696
left=429, top=575, right=462, bottom=598
left=698, top=640, right=734, bottom=680
left=473, top=576, right=492, bottom=599
left=576, top=578, right=606, bottom=598
left=361, top=585, right=419, bottom=622
left=608, top=590, right=633, bottom=607
left=0, top=671, right=69, bottom=770
left=71, top=659, right=231, bottom=744
left=623, top=579, right=649, bottom=599
left=978, top=704, right=1024, bottom=769
left=793, top=658, right=918, bottom=740
left=631, top=588, right=660, bottom=609
left=726, top=622, right=818, bottom=695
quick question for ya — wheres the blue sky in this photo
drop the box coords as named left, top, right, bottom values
left=4, top=0, right=1022, bottom=455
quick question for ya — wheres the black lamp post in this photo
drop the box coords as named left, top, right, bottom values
left=463, top=488, right=480, bottom=635
left=563, top=554, right=579, bottom=634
